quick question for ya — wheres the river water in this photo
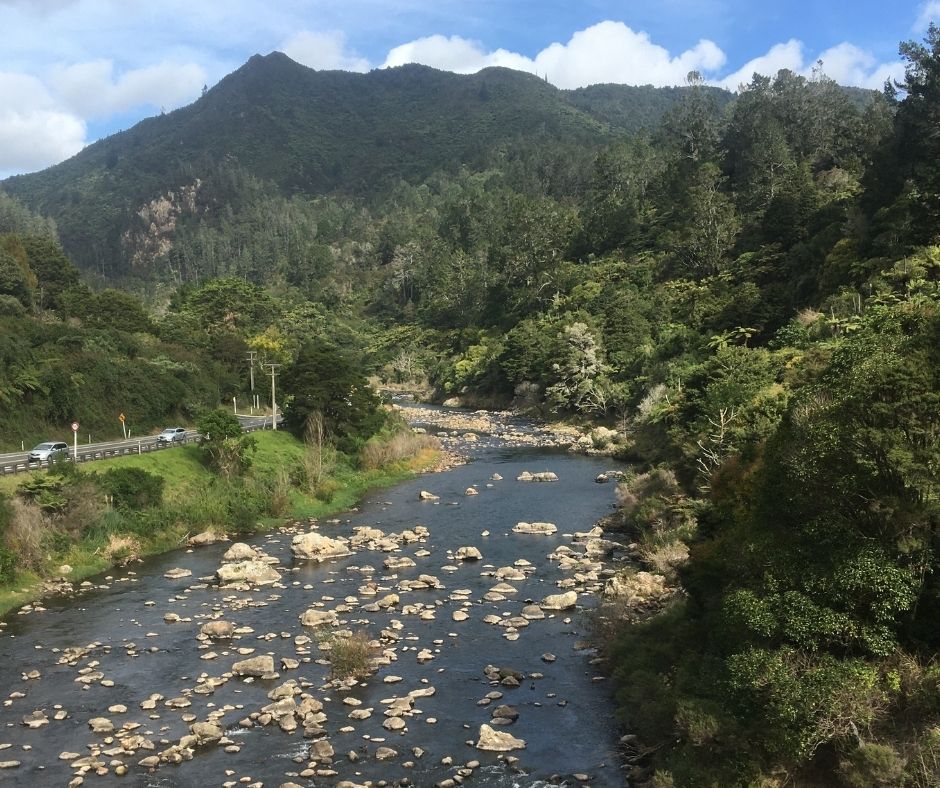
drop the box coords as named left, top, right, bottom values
left=0, top=410, right=627, bottom=787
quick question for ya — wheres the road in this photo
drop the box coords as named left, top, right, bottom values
left=0, top=414, right=278, bottom=475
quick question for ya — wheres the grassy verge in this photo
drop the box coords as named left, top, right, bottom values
left=0, top=431, right=437, bottom=617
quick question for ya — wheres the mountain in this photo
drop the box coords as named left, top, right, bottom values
left=1, top=53, right=735, bottom=277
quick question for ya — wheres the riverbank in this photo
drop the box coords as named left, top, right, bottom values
left=0, top=429, right=442, bottom=618
left=0, top=405, right=629, bottom=786
left=394, top=401, right=625, bottom=456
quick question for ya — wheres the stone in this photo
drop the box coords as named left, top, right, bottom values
left=232, top=655, right=275, bottom=677
left=200, top=620, right=235, bottom=639
left=513, top=521, right=557, bottom=535
left=88, top=717, right=114, bottom=734
left=221, top=542, right=257, bottom=562
left=21, top=711, right=48, bottom=729
left=465, top=487, right=478, bottom=496
left=454, top=546, right=482, bottom=561
left=164, top=567, right=192, bottom=580
left=541, top=591, right=578, bottom=610
left=189, top=531, right=218, bottom=546
left=475, top=724, right=526, bottom=752
left=418, top=490, right=440, bottom=501
left=300, top=608, right=338, bottom=627
left=217, top=560, right=281, bottom=587
left=191, top=721, right=224, bottom=744
left=516, top=471, right=558, bottom=482
left=384, top=556, right=416, bottom=570
left=291, top=532, right=352, bottom=562
left=310, top=740, right=334, bottom=760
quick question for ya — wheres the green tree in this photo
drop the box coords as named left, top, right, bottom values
left=282, top=343, right=385, bottom=454
left=196, top=408, right=255, bottom=476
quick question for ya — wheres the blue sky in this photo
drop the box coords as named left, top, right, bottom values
left=0, top=0, right=936, bottom=177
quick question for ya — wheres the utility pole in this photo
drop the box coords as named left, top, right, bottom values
left=246, top=351, right=258, bottom=413
left=262, top=363, right=280, bottom=430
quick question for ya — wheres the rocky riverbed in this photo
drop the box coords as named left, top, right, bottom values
left=0, top=406, right=634, bottom=787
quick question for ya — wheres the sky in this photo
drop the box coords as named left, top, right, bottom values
left=0, top=0, right=937, bottom=178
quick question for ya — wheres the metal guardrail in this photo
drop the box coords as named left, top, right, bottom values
left=0, top=419, right=278, bottom=476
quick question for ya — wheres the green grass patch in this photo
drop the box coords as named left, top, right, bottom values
left=0, top=433, right=438, bottom=617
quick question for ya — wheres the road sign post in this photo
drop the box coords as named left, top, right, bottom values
left=119, top=412, right=126, bottom=439
left=71, top=421, right=79, bottom=461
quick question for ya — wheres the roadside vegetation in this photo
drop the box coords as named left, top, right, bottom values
left=0, top=412, right=438, bottom=616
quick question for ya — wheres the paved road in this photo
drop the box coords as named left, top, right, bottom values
left=0, top=414, right=278, bottom=473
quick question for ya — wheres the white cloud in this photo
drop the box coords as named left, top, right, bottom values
left=718, top=39, right=904, bottom=91
left=814, top=42, right=904, bottom=89
left=50, top=59, right=207, bottom=118
left=0, top=72, right=85, bottom=175
left=281, top=30, right=370, bottom=72
left=915, top=1, right=940, bottom=31
left=383, top=34, right=532, bottom=74
left=718, top=40, right=804, bottom=89
left=382, top=21, right=727, bottom=88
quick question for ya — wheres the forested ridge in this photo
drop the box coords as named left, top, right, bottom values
left=0, top=26, right=939, bottom=787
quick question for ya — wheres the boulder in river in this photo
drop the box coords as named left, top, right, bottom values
left=419, top=490, right=440, bottom=501
left=516, top=471, right=558, bottom=482
left=199, top=620, right=235, bottom=639
left=190, top=721, right=223, bottom=744
left=300, top=608, right=338, bottom=627
left=291, top=532, right=352, bottom=562
left=216, top=560, right=281, bottom=587
left=476, top=723, right=526, bottom=751
left=455, top=546, right=483, bottom=561
left=541, top=590, right=578, bottom=610
left=232, top=655, right=275, bottom=677
left=513, top=521, right=557, bottom=535
left=221, top=542, right=257, bottom=562
left=188, top=531, right=218, bottom=546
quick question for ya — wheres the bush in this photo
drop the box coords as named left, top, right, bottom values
left=197, top=409, right=255, bottom=476
left=102, top=534, right=141, bottom=566
left=359, top=428, right=439, bottom=470
left=3, top=498, right=49, bottom=571
left=324, top=631, right=374, bottom=678
left=839, top=743, right=905, bottom=787
left=99, top=467, right=165, bottom=510
left=0, top=545, right=16, bottom=583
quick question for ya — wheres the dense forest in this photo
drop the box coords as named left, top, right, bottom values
left=1, top=25, right=939, bottom=788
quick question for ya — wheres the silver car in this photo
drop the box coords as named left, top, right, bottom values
left=28, top=441, right=69, bottom=463
left=156, top=427, right=187, bottom=443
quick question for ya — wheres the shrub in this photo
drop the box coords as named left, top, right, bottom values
left=0, top=545, right=16, bottom=583
left=839, top=743, right=905, bottom=787
left=102, top=534, right=141, bottom=566
left=3, top=498, right=49, bottom=571
left=324, top=631, right=375, bottom=679
left=265, top=468, right=292, bottom=517
left=359, top=429, right=439, bottom=470
left=197, top=409, right=255, bottom=476
left=99, top=467, right=165, bottom=510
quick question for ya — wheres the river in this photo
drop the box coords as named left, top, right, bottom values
left=0, top=407, right=628, bottom=787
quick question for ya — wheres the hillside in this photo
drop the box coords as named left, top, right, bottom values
left=2, top=53, right=733, bottom=278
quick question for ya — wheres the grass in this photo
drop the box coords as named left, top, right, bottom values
left=0, top=431, right=438, bottom=616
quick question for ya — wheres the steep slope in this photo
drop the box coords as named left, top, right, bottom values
left=2, top=53, right=731, bottom=277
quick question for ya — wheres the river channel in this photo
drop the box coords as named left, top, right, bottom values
left=0, top=407, right=627, bottom=787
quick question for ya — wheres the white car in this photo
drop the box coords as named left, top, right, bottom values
left=28, top=441, right=69, bottom=463
left=156, top=427, right=187, bottom=443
